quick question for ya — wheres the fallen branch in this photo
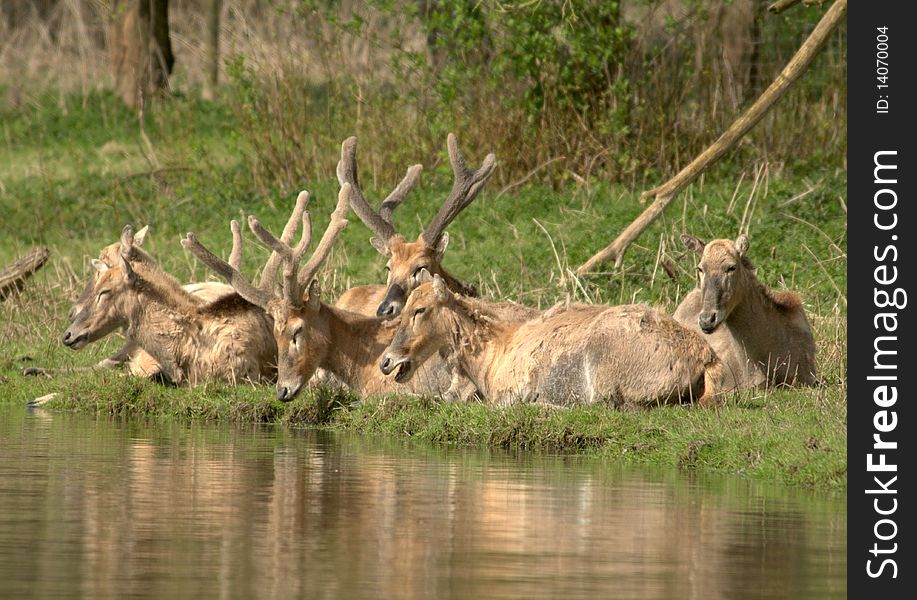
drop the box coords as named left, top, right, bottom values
left=577, top=0, right=847, bottom=273
left=0, top=247, right=49, bottom=300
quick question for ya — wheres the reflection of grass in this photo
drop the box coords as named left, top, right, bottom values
left=0, top=93, right=846, bottom=489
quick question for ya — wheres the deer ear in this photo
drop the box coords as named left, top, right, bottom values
left=118, top=253, right=136, bottom=285
left=369, top=237, right=391, bottom=257
left=120, top=225, right=135, bottom=259
left=91, top=259, right=110, bottom=273
left=735, top=234, right=750, bottom=257
left=681, top=234, right=706, bottom=255
left=306, top=280, right=321, bottom=310
left=416, top=268, right=433, bottom=285
left=432, top=274, right=448, bottom=301
left=133, top=225, right=149, bottom=246
left=434, top=232, right=449, bottom=260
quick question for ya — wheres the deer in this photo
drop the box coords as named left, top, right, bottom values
left=335, top=134, right=536, bottom=322
left=379, top=274, right=722, bottom=407
left=674, top=234, right=817, bottom=391
left=60, top=221, right=277, bottom=385
left=182, top=184, right=464, bottom=401
left=24, top=226, right=234, bottom=379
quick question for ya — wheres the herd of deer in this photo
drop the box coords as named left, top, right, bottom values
left=42, top=134, right=818, bottom=408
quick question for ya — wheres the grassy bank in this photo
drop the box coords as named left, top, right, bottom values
left=0, top=92, right=847, bottom=489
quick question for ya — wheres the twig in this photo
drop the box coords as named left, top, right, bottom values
left=496, top=156, right=565, bottom=198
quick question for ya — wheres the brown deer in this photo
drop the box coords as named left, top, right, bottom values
left=674, top=234, right=817, bottom=391
left=380, top=275, right=721, bottom=407
left=24, top=226, right=234, bottom=379
left=335, top=134, right=535, bottom=322
left=61, top=223, right=276, bottom=385
left=182, top=184, right=462, bottom=401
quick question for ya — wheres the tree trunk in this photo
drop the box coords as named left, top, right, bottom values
left=110, top=0, right=174, bottom=109
left=0, top=247, right=49, bottom=301
left=203, top=0, right=223, bottom=100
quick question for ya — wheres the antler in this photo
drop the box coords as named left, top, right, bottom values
left=336, top=136, right=422, bottom=243
left=257, top=190, right=310, bottom=291
left=421, top=133, right=496, bottom=246
left=297, top=183, right=351, bottom=289
left=247, top=193, right=312, bottom=305
left=245, top=185, right=351, bottom=307
left=181, top=226, right=275, bottom=309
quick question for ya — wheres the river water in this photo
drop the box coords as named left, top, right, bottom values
left=0, top=405, right=845, bottom=599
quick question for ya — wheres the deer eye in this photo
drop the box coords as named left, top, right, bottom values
left=97, top=290, right=111, bottom=301
left=413, top=266, right=428, bottom=277
left=291, top=326, right=303, bottom=343
left=384, top=265, right=391, bottom=272
left=726, top=265, right=737, bottom=273
left=697, top=267, right=704, bottom=274
left=413, top=307, right=426, bottom=318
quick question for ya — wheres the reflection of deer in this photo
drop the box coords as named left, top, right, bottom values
left=675, top=234, right=817, bottom=391
left=183, top=185, right=459, bottom=401
left=336, top=134, right=536, bottom=322
left=62, top=224, right=275, bottom=385
left=381, top=275, right=720, bottom=406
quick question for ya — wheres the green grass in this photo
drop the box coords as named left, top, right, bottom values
left=0, top=92, right=847, bottom=489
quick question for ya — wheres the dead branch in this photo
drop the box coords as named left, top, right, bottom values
left=577, top=0, right=846, bottom=273
left=0, top=247, right=50, bottom=300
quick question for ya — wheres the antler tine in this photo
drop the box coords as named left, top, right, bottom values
left=337, top=137, right=398, bottom=242
left=296, top=183, right=351, bottom=289
left=228, top=220, right=243, bottom=271
left=182, top=232, right=275, bottom=309
left=258, top=190, right=310, bottom=290
left=421, top=133, right=497, bottom=246
left=248, top=209, right=312, bottom=306
left=379, top=163, right=423, bottom=224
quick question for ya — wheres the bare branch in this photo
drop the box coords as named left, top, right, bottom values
left=577, top=0, right=847, bottom=273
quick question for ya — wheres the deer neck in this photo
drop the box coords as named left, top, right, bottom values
left=725, top=274, right=784, bottom=358
left=447, top=299, right=516, bottom=399
left=435, top=266, right=477, bottom=297
left=321, top=304, right=391, bottom=393
left=123, top=270, right=205, bottom=382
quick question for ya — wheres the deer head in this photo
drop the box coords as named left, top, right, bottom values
left=682, top=234, right=753, bottom=333
left=63, top=225, right=143, bottom=349
left=379, top=273, right=454, bottom=384
left=183, top=186, right=351, bottom=401
left=339, top=133, right=495, bottom=318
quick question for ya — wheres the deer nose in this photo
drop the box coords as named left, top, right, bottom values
left=698, top=312, right=718, bottom=332
left=380, top=356, right=394, bottom=375
left=276, top=387, right=291, bottom=402
left=61, top=331, right=72, bottom=344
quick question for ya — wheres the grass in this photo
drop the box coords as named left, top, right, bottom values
left=0, top=91, right=847, bottom=490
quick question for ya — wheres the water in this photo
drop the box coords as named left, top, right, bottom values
left=0, top=405, right=845, bottom=599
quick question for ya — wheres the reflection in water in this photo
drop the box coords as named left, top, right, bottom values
left=0, top=407, right=845, bottom=599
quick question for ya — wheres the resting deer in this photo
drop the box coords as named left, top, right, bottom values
left=24, top=227, right=234, bottom=379
left=336, top=134, right=536, bottom=322
left=61, top=223, right=276, bottom=385
left=380, top=274, right=721, bottom=407
left=182, top=185, right=461, bottom=401
left=674, top=234, right=817, bottom=391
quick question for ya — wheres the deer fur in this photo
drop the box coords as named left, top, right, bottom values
left=381, top=275, right=720, bottom=407
left=674, top=234, right=817, bottom=391
left=63, top=226, right=275, bottom=385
